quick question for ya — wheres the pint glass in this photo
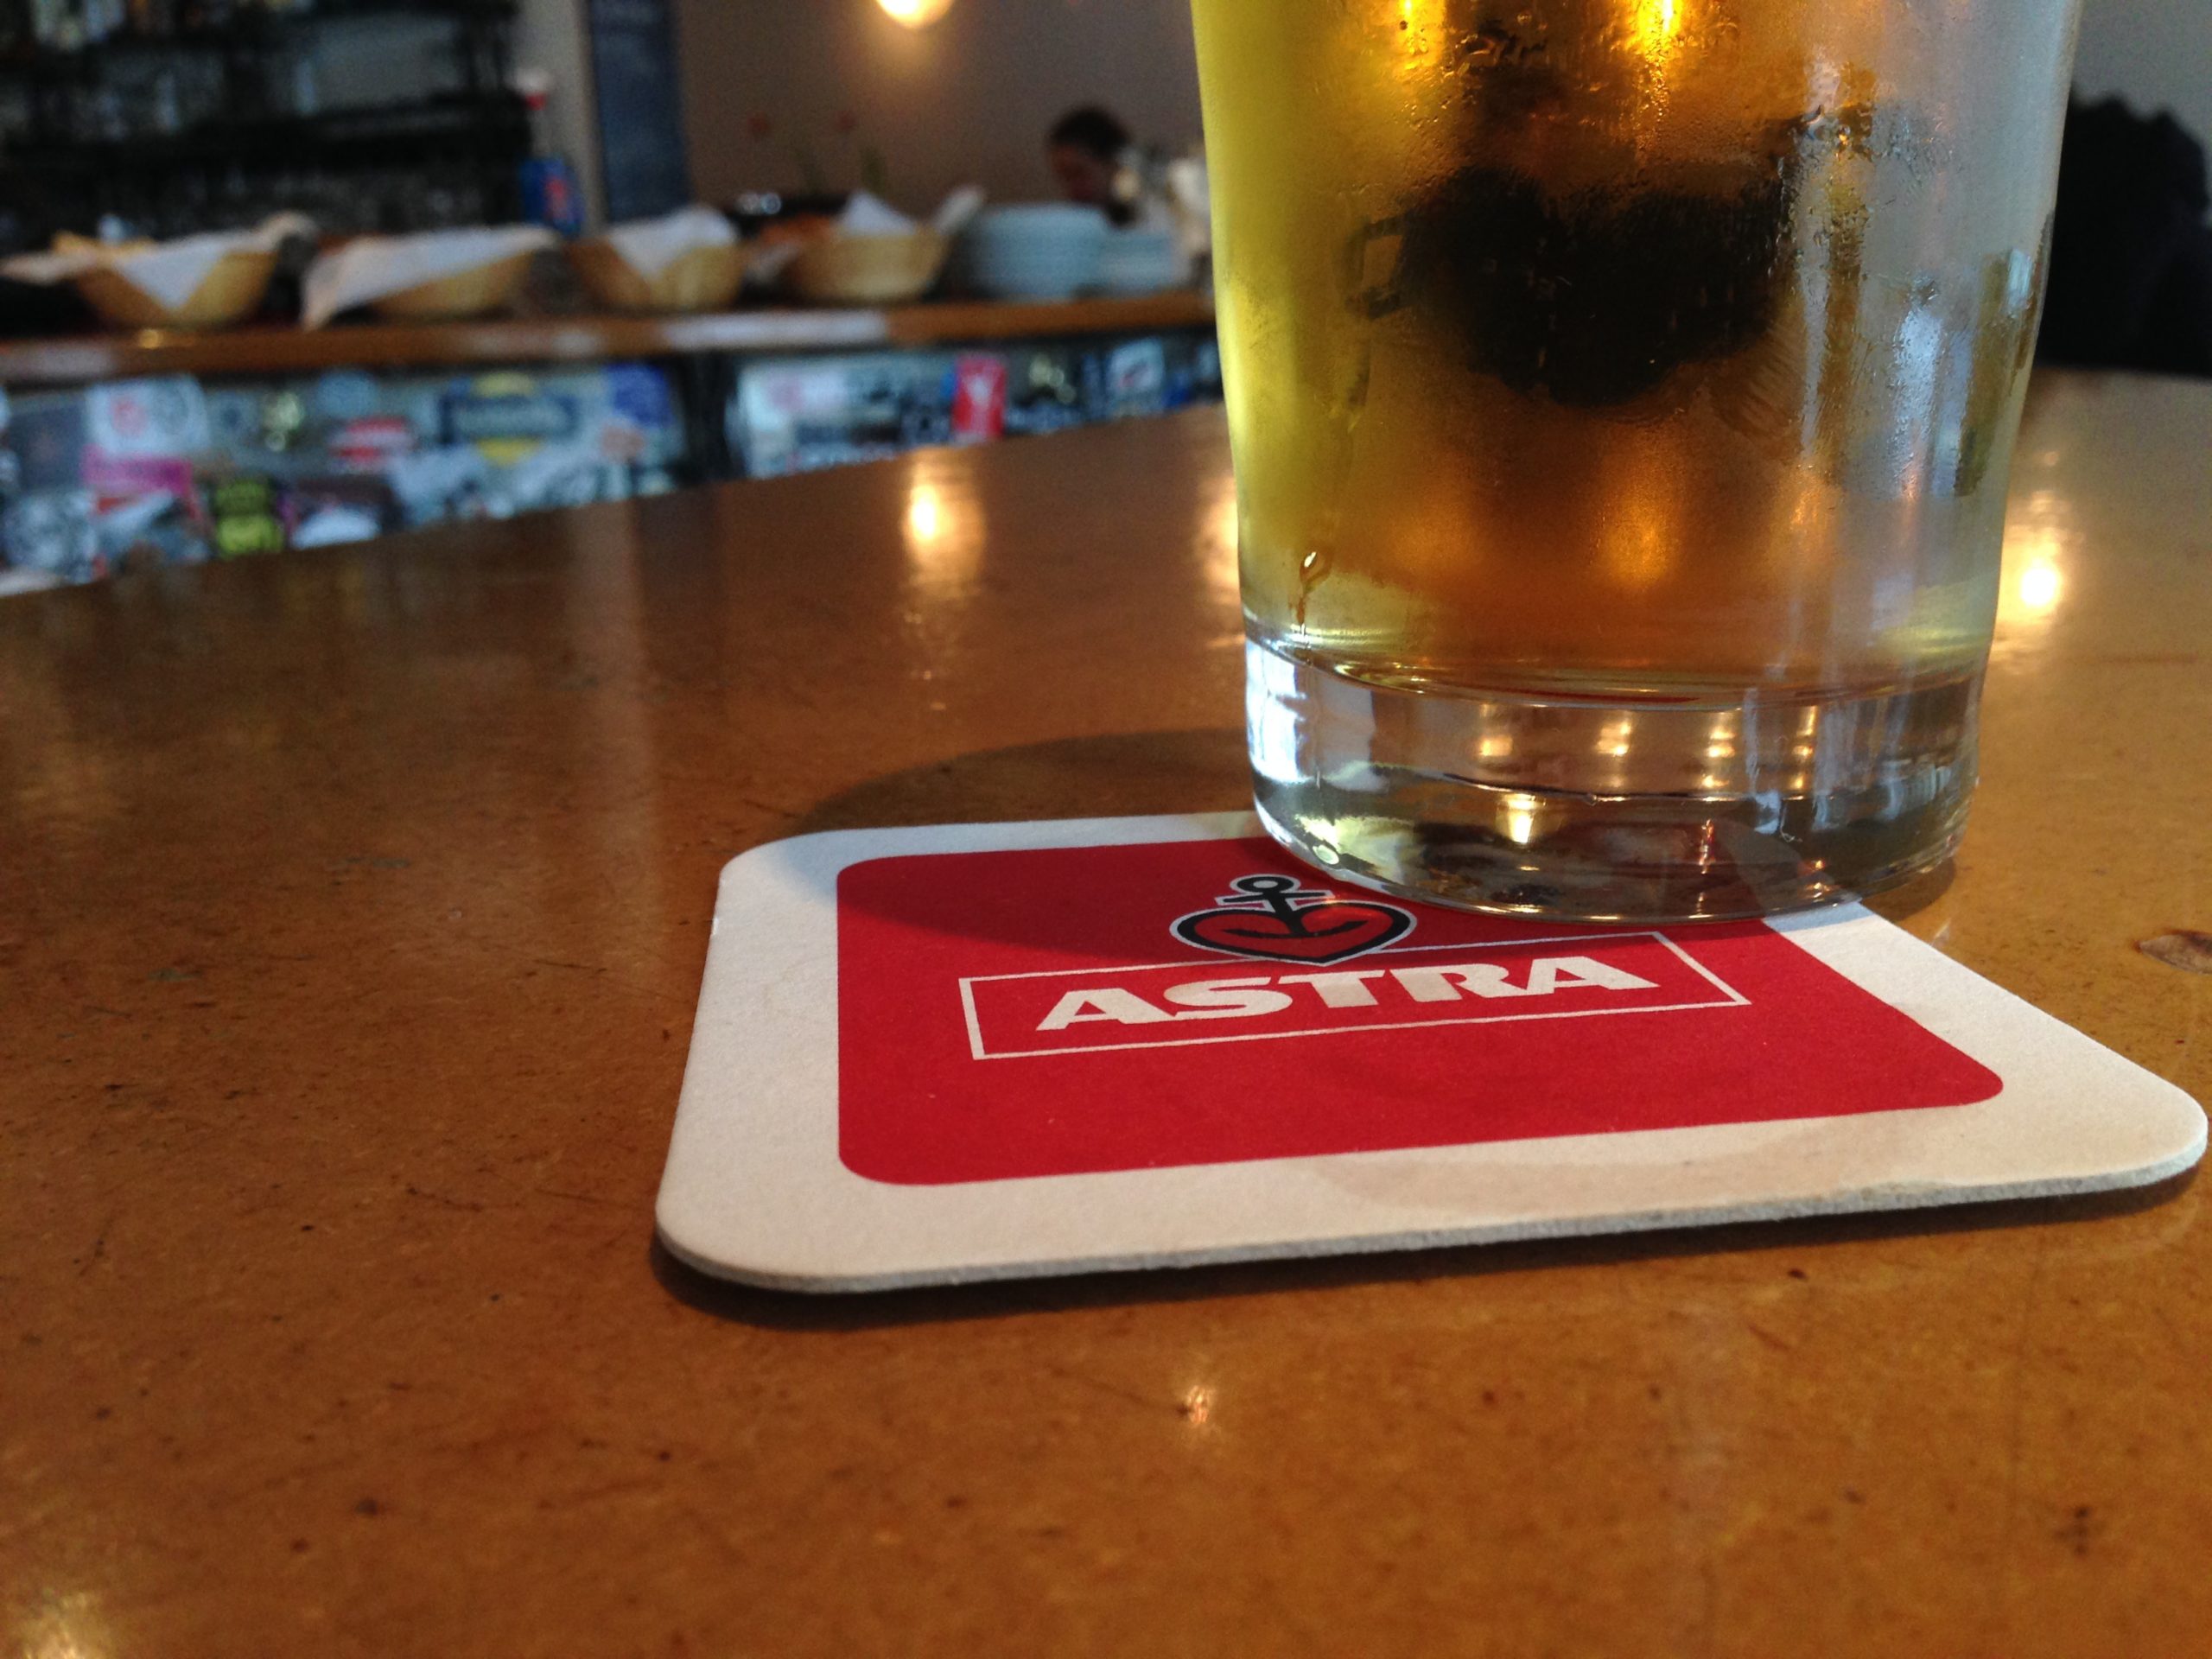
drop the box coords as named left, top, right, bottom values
left=1192, top=0, right=2084, bottom=920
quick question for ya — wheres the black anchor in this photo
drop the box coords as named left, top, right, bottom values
left=1173, top=873, right=1415, bottom=964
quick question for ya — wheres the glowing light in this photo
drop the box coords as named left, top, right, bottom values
left=1181, top=1385, right=1213, bottom=1427
left=1599, top=435, right=1683, bottom=591
left=16, top=1592, right=110, bottom=1659
left=1205, top=474, right=1243, bottom=607
left=1393, top=0, right=1445, bottom=65
left=1998, top=505, right=2074, bottom=636
left=2017, top=561, right=2063, bottom=613
left=876, top=0, right=951, bottom=24
left=1627, top=0, right=1683, bottom=62
left=1503, top=792, right=1541, bottom=846
left=899, top=467, right=982, bottom=587
left=906, top=483, right=943, bottom=545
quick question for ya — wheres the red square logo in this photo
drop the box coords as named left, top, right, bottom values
left=836, top=836, right=2001, bottom=1185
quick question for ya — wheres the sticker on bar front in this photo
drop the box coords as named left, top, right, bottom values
left=656, top=813, right=2205, bottom=1292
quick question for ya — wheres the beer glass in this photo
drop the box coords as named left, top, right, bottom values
left=1192, top=0, right=2083, bottom=920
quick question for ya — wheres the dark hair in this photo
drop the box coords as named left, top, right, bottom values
left=1048, top=105, right=1132, bottom=162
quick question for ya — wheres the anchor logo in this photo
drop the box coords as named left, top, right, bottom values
left=1170, top=873, right=1416, bottom=967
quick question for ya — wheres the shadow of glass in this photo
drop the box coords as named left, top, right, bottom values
left=764, top=726, right=1255, bottom=956
left=1862, top=858, right=1957, bottom=927
left=791, top=727, right=1249, bottom=840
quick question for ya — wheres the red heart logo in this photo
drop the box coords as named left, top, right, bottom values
left=1173, top=884, right=1415, bottom=966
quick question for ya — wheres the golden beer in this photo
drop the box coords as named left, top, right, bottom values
left=1194, top=0, right=2082, bottom=918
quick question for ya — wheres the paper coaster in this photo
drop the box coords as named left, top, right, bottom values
left=656, top=813, right=2205, bottom=1291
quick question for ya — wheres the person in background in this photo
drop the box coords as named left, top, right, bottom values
left=1048, top=106, right=1141, bottom=226
left=1046, top=105, right=1211, bottom=276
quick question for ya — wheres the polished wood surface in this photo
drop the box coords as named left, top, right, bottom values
left=0, top=292, right=1215, bottom=386
left=3, top=372, right=2209, bottom=1656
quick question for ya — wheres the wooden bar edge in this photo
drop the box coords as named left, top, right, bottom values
left=0, top=292, right=1217, bottom=386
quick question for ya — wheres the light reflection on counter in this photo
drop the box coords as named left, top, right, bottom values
left=2015, top=557, right=2063, bottom=613
left=1994, top=486, right=2074, bottom=654
left=1181, top=1383, right=1214, bottom=1428
left=14, top=1591, right=110, bottom=1659
left=906, top=485, right=942, bottom=545
left=1205, top=472, right=1243, bottom=611
left=900, top=460, right=985, bottom=590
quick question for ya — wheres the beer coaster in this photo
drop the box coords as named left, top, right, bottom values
left=655, top=813, right=2205, bottom=1292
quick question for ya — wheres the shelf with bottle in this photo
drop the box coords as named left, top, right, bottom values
left=1, top=87, right=526, bottom=168
left=0, top=0, right=514, bottom=69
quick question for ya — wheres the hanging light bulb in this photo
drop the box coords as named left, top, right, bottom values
left=877, top=0, right=952, bottom=26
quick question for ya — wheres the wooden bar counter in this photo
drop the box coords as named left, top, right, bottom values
left=3, top=370, right=2209, bottom=1656
left=0, top=292, right=1217, bottom=386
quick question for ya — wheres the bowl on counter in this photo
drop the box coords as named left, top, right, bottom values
left=1093, top=227, right=1190, bottom=296
left=958, top=205, right=1109, bottom=301
left=368, top=251, right=537, bottom=321
left=73, top=249, right=278, bottom=330
left=569, top=239, right=749, bottom=314
left=785, top=230, right=950, bottom=306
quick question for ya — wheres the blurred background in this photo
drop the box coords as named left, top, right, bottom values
left=2, top=0, right=2200, bottom=273
left=0, top=0, right=2202, bottom=591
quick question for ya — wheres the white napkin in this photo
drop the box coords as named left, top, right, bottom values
left=601, top=206, right=737, bottom=280
left=302, top=226, right=556, bottom=328
left=836, top=191, right=917, bottom=235
left=750, top=187, right=982, bottom=286
left=1165, top=157, right=1211, bottom=261
left=930, top=186, right=986, bottom=238
left=1, top=213, right=315, bottom=310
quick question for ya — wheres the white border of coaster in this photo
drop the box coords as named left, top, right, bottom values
left=656, top=812, right=2205, bottom=1292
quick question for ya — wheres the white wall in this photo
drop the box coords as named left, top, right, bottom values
left=515, top=0, right=607, bottom=224
left=650, top=0, right=2205, bottom=222
left=2074, top=0, right=2212, bottom=146
left=675, top=0, right=1204, bottom=214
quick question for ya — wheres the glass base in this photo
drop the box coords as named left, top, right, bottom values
left=1246, top=635, right=1979, bottom=924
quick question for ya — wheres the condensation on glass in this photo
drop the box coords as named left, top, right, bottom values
left=1193, top=0, right=2084, bottom=920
